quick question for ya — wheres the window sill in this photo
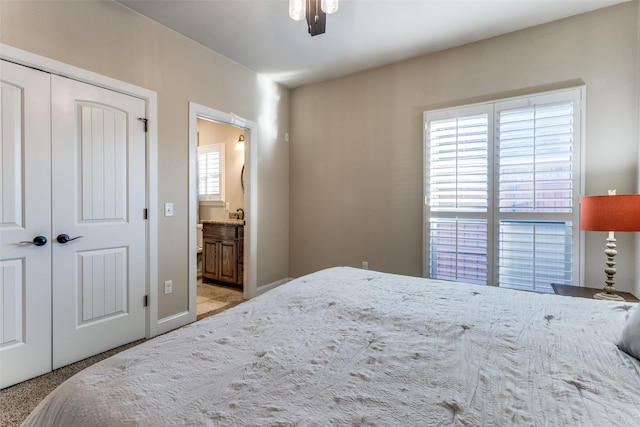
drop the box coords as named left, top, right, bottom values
left=199, top=200, right=225, bottom=207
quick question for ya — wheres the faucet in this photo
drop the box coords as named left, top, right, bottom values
left=236, top=208, right=245, bottom=220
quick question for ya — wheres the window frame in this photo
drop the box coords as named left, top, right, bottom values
left=423, top=87, right=586, bottom=290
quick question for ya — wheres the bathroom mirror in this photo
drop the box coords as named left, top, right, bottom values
left=241, top=164, right=245, bottom=193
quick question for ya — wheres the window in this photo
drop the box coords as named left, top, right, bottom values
left=197, top=143, right=225, bottom=203
left=424, top=88, right=583, bottom=293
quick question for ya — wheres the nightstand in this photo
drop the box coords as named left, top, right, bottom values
left=551, top=283, right=639, bottom=303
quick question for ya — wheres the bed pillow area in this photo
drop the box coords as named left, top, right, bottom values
left=619, top=305, right=640, bottom=360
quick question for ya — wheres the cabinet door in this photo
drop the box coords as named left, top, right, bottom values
left=237, top=237, right=244, bottom=285
left=219, top=240, right=238, bottom=283
left=203, top=238, right=220, bottom=280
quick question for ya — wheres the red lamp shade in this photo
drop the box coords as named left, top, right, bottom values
left=580, top=195, right=640, bottom=232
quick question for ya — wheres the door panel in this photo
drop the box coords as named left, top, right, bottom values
left=51, top=76, right=146, bottom=369
left=79, top=103, right=128, bottom=221
left=79, top=248, right=127, bottom=322
left=220, top=241, right=237, bottom=282
left=0, top=60, right=52, bottom=389
left=204, top=240, right=220, bottom=279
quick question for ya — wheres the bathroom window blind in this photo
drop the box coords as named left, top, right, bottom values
left=197, top=143, right=225, bottom=202
left=424, top=87, right=583, bottom=292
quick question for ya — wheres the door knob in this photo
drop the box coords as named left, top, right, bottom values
left=20, top=236, right=48, bottom=246
left=57, top=234, right=84, bottom=244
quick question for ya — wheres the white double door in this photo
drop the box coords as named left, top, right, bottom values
left=0, top=60, right=147, bottom=388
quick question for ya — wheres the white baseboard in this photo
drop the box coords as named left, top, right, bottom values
left=154, top=277, right=292, bottom=336
left=156, top=310, right=191, bottom=336
left=255, top=277, right=293, bottom=297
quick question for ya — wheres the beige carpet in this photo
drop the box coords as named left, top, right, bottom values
left=0, top=282, right=244, bottom=427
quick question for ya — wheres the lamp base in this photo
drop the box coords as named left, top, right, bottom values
left=593, top=291, right=624, bottom=301
left=593, top=234, right=624, bottom=302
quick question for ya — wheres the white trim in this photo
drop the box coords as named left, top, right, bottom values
left=157, top=310, right=190, bottom=332
left=255, top=277, right=293, bottom=297
left=245, top=124, right=259, bottom=300
left=0, top=44, right=153, bottom=102
left=577, top=87, right=587, bottom=289
left=146, top=90, right=159, bottom=338
left=188, top=103, right=258, bottom=323
left=1, top=43, right=159, bottom=339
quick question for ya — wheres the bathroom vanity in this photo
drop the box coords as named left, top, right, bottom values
left=201, top=220, right=244, bottom=287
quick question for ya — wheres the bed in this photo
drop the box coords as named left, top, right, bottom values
left=23, top=267, right=640, bottom=426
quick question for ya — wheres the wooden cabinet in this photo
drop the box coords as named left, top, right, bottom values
left=202, top=222, right=244, bottom=287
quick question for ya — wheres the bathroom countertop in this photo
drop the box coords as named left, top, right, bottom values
left=201, top=219, right=245, bottom=226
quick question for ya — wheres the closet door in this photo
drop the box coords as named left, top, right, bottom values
left=51, top=76, right=147, bottom=368
left=0, top=60, right=53, bottom=389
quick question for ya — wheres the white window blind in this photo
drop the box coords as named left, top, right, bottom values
left=498, top=221, right=573, bottom=293
left=424, top=88, right=583, bottom=292
left=498, top=102, right=574, bottom=213
left=429, top=114, right=488, bottom=212
left=197, top=143, right=225, bottom=202
left=429, top=219, right=488, bottom=285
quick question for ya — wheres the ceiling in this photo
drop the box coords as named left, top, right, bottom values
left=117, top=0, right=630, bottom=88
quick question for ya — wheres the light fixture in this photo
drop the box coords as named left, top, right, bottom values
left=321, top=0, right=339, bottom=14
left=235, top=134, right=245, bottom=151
left=289, top=0, right=305, bottom=21
left=580, top=191, right=640, bottom=300
left=289, top=0, right=339, bottom=36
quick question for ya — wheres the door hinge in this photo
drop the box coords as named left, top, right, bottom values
left=138, top=117, right=148, bottom=132
left=144, top=295, right=149, bottom=307
left=143, top=208, right=148, bottom=220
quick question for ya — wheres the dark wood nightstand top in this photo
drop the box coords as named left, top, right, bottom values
left=551, top=283, right=639, bottom=303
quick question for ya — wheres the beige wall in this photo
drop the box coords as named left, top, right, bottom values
left=2, top=0, right=638, bottom=302
left=290, top=1, right=640, bottom=292
left=637, top=0, right=640, bottom=298
left=0, top=0, right=290, bottom=319
left=196, top=120, right=245, bottom=221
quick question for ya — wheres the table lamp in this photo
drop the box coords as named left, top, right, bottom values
left=580, top=192, right=640, bottom=300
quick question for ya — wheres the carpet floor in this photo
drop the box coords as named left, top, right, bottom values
left=0, top=281, right=244, bottom=427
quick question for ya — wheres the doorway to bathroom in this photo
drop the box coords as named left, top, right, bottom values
left=196, top=118, right=246, bottom=318
left=188, top=102, right=258, bottom=322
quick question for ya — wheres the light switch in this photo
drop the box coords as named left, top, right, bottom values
left=164, top=202, right=174, bottom=217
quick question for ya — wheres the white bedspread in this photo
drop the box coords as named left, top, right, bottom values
left=23, top=267, right=640, bottom=426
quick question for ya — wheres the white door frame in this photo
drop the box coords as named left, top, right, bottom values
left=0, top=44, right=159, bottom=338
left=188, top=103, right=258, bottom=322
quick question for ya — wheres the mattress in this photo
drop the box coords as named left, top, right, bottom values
left=23, top=267, right=640, bottom=426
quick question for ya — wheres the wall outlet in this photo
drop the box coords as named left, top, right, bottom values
left=362, top=261, right=369, bottom=270
left=164, top=280, right=173, bottom=294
